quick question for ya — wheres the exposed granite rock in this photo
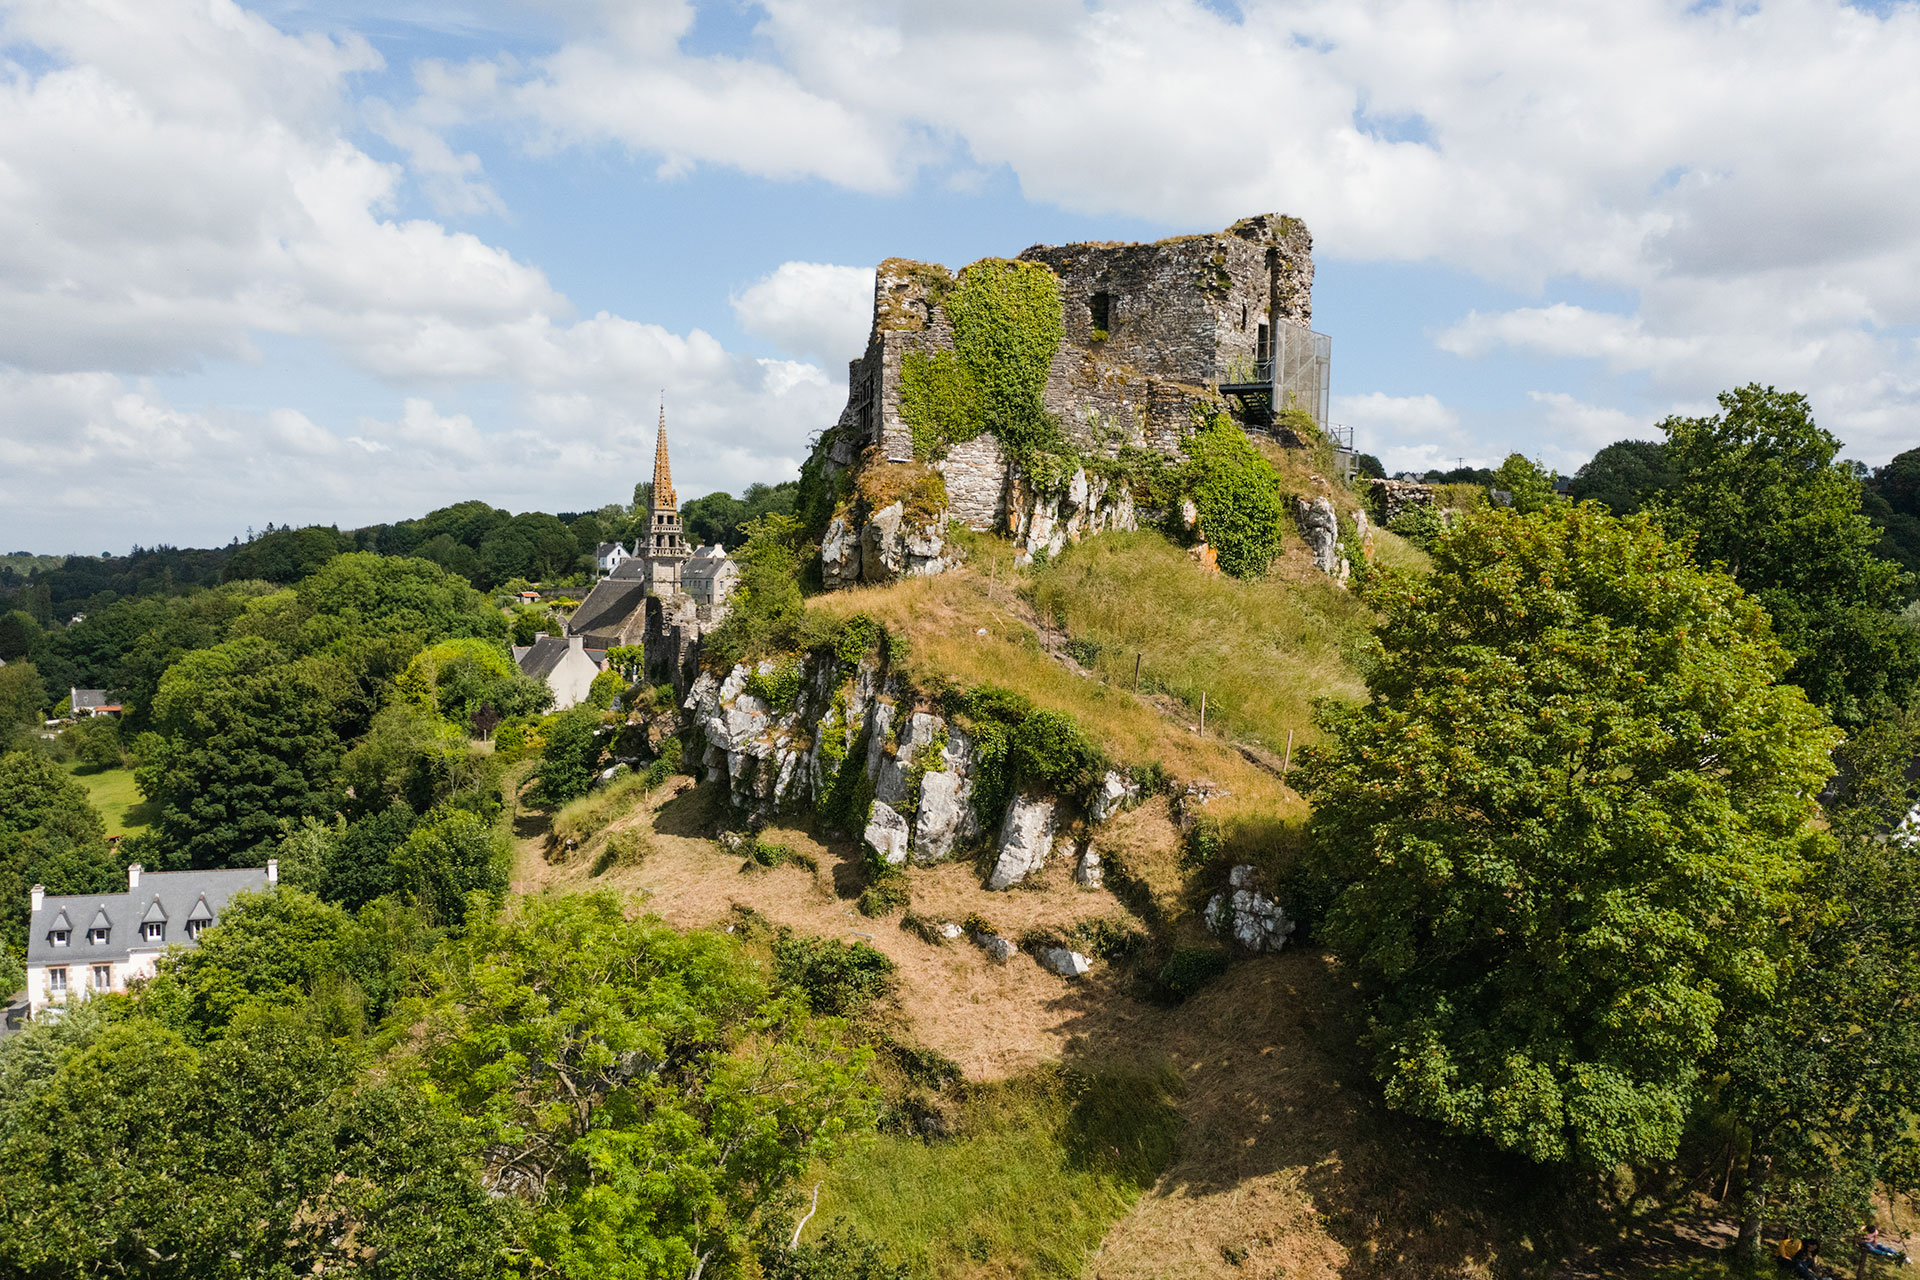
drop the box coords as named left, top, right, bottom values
left=1039, top=947, right=1093, bottom=978
left=1294, top=495, right=1339, bottom=574
left=988, top=792, right=1057, bottom=889
left=1089, top=769, right=1140, bottom=823
left=1076, top=848, right=1103, bottom=888
left=820, top=514, right=862, bottom=588
left=1204, top=864, right=1296, bottom=952
left=864, top=800, right=912, bottom=865
left=977, top=933, right=1018, bottom=964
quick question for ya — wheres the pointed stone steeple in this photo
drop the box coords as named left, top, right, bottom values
left=645, top=402, right=688, bottom=589
left=651, top=404, right=677, bottom=514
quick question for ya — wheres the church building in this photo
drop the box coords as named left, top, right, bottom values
left=566, top=408, right=736, bottom=662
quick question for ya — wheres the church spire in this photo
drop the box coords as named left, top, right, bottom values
left=645, top=400, right=688, bottom=574
left=651, top=403, right=676, bottom=514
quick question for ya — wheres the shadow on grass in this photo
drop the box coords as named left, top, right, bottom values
left=1031, top=948, right=1574, bottom=1280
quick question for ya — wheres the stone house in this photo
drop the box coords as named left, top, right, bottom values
left=682, top=545, right=739, bottom=610
left=25, top=863, right=276, bottom=1017
left=513, top=634, right=606, bottom=711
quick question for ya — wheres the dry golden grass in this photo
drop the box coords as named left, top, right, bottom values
left=1027, top=531, right=1368, bottom=758
left=512, top=786, right=1533, bottom=1279
left=805, top=556, right=1308, bottom=830
left=514, top=778, right=1162, bottom=1080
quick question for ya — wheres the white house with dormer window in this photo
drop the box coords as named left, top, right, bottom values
left=596, top=541, right=631, bottom=575
left=24, top=862, right=276, bottom=1017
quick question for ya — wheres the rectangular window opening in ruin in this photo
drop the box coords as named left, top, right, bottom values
left=1089, top=292, right=1110, bottom=337
left=1240, top=304, right=1247, bottom=331
left=1256, top=322, right=1270, bottom=363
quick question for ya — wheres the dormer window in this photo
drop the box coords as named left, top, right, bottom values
left=50, top=930, right=69, bottom=947
left=143, top=922, right=164, bottom=943
left=87, top=927, right=109, bottom=945
left=186, top=919, right=209, bottom=941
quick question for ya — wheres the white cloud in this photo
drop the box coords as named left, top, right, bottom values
left=1331, top=391, right=1475, bottom=475
left=0, top=0, right=850, bottom=548
left=417, top=0, right=1920, bottom=462
left=732, top=262, right=875, bottom=367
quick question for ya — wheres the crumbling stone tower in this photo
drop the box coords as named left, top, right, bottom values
left=809, top=214, right=1328, bottom=587
left=821, top=215, right=1318, bottom=531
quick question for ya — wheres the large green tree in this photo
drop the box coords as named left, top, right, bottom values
left=0, top=752, right=120, bottom=951
left=0, top=1004, right=504, bottom=1278
left=1654, top=385, right=1920, bottom=727
left=136, top=637, right=358, bottom=868
left=1568, top=439, right=1676, bottom=516
left=400, top=893, right=877, bottom=1280
left=1302, top=505, right=1836, bottom=1167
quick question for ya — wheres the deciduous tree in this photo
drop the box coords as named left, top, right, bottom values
left=1302, top=505, right=1836, bottom=1167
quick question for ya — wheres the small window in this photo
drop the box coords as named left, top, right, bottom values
left=91, top=965, right=112, bottom=992
left=1240, top=303, right=1248, bottom=331
left=47, top=968, right=66, bottom=994
left=1089, top=291, right=1111, bottom=338
left=186, top=919, right=208, bottom=941
left=88, top=927, right=109, bottom=946
left=1256, top=322, right=1270, bottom=363
left=143, top=922, right=164, bottom=943
left=50, top=929, right=69, bottom=948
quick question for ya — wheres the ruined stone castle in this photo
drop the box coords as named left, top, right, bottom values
left=810, top=214, right=1335, bottom=585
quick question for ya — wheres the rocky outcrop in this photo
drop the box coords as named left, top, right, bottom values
left=1089, top=769, right=1140, bottom=823
left=1075, top=848, right=1103, bottom=888
left=684, top=653, right=1051, bottom=881
left=912, top=729, right=978, bottom=864
left=863, top=800, right=912, bottom=865
left=1204, top=864, right=1296, bottom=952
left=1007, top=467, right=1137, bottom=567
left=1294, top=495, right=1340, bottom=575
left=821, top=501, right=949, bottom=590
left=975, top=932, right=1018, bottom=964
left=987, top=792, right=1057, bottom=889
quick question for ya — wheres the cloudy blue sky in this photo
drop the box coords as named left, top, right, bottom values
left=4, top=0, right=1919, bottom=552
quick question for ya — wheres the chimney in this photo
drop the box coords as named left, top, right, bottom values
left=30, top=884, right=43, bottom=912
left=267, top=859, right=279, bottom=888
left=568, top=634, right=584, bottom=654
left=128, top=864, right=141, bottom=890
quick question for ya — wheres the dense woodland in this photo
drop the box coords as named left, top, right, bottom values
left=0, top=390, right=1918, bottom=1278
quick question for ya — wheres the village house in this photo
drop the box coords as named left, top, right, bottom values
left=595, top=541, right=631, bottom=574
left=24, top=863, right=276, bottom=1018
left=512, top=633, right=607, bottom=710
left=68, top=688, right=121, bottom=717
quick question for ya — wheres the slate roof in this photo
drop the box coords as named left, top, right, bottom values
left=516, top=635, right=606, bottom=681
left=608, top=558, right=648, bottom=581
left=683, top=548, right=735, bottom=585
left=596, top=542, right=627, bottom=558
left=26, top=867, right=272, bottom=966
left=569, top=575, right=648, bottom=641
left=70, top=689, right=115, bottom=711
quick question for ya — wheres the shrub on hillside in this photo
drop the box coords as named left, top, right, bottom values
left=532, top=706, right=604, bottom=806
left=774, top=934, right=897, bottom=1017
left=1158, top=946, right=1230, bottom=1000
left=1180, top=413, right=1288, bottom=578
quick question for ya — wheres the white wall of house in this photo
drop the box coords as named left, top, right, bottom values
left=546, top=636, right=605, bottom=710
